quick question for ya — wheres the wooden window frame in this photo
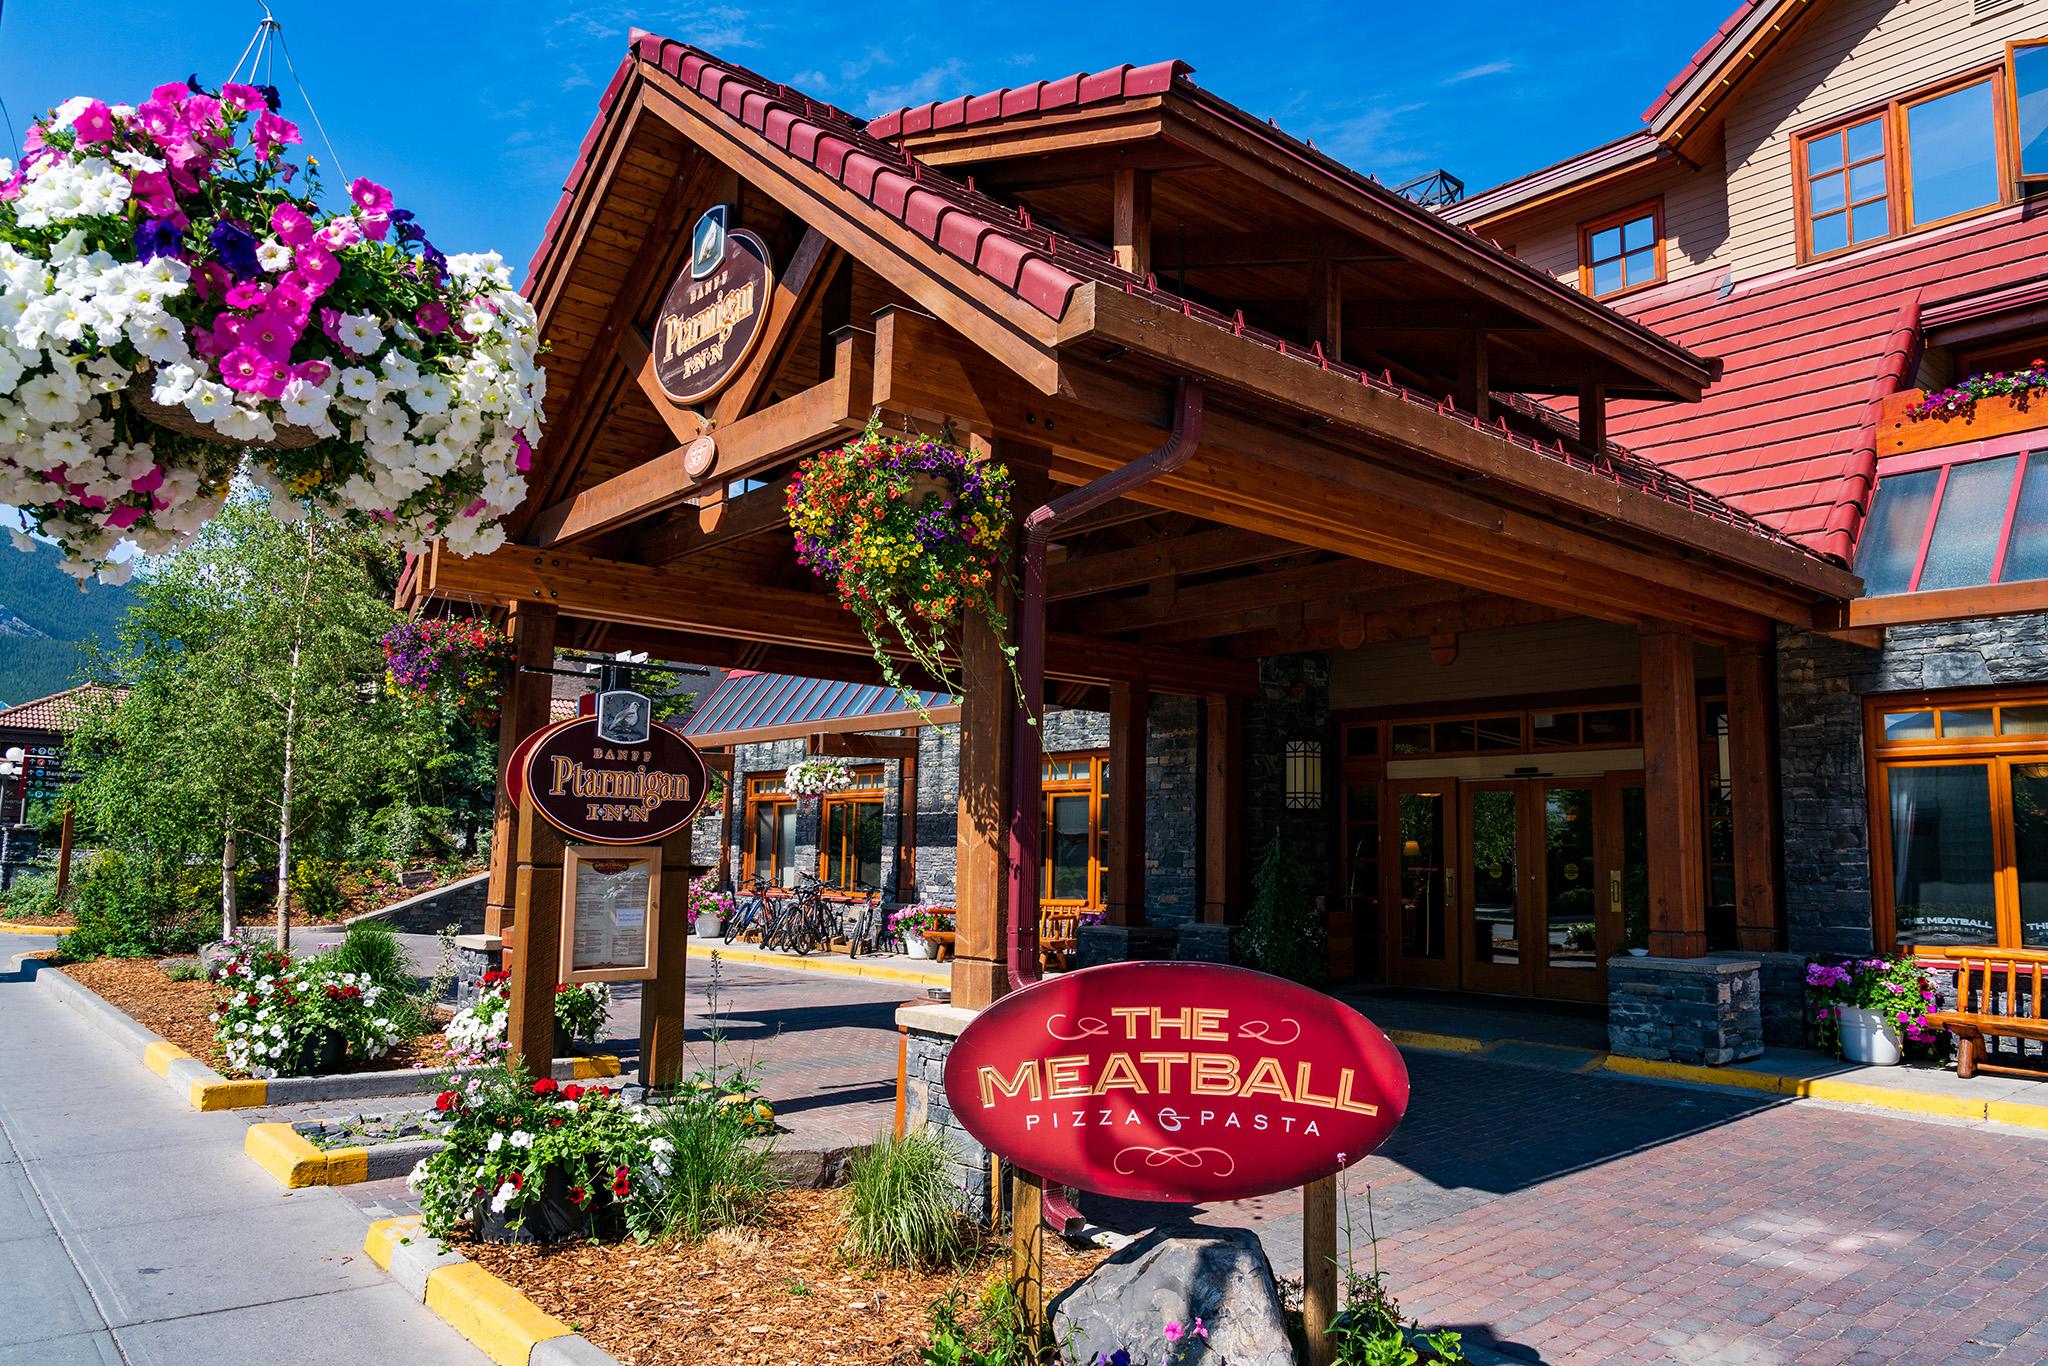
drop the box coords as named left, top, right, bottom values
left=1792, top=64, right=2012, bottom=265
left=1040, top=750, right=1107, bottom=910
left=742, top=773, right=795, bottom=886
left=817, top=766, right=886, bottom=891
left=2004, top=38, right=2048, bottom=185
left=1863, top=685, right=2048, bottom=951
left=1576, top=199, right=1666, bottom=300
left=1860, top=446, right=2034, bottom=595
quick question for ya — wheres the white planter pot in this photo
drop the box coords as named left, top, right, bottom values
left=1839, top=1005, right=1903, bottom=1066
left=903, top=932, right=933, bottom=960
left=694, top=913, right=723, bottom=939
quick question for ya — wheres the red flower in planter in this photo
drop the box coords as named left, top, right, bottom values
left=560, top=1084, right=584, bottom=1101
left=506, top=1171, right=523, bottom=1190
left=532, top=1077, right=559, bottom=1095
left=612, top=1166, right=630, bottom=1197
left=434, top=1090, right=459, bottom=1112
left=568, top=1186, right=587, bottom=1206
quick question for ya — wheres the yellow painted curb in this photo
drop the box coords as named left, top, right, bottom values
left=365, top=1214, right=422, bottom=1270
left=326, top=1146, right=370, bottom=1185
left=1384, top=1028, right=1488, bottom=1055
left=1601, top=1054, right=1785, bottom=1094
left=189, top=1077, right=268, bottom=1111
left=142, top=1040, right=190, bottom=1077
left=0, top=921, right=68, bottom=935
left=571, top=1054, right=621, bottom=1080
left=424, top=1261, right=574, bottom=1366
left=687, top=940, right=944, bottom=989
left=245, top=1122, right=331, bottom=1188
left=1794, top=1076, right=1987, bottom=1121
left=1986, top=1099, right=2048, bottom=1131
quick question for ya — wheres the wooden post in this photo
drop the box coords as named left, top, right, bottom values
left=1640, top=625, right=1707, bottom=958
left=1011, top=1166, right=1045, bottom=1331
left=1303, top=1176, right=1338, bottom=1366
left=486, top=602, right=558, bottom=938
left=1203, top=696, right=1241, bottom=924
left=951, top=582, right=1014, bottom=1011
left=639, top=827, right=696, bottom=1089
left=1104, top=684, right=1147, bottom=927
left=54, top=805, right=74, bottom=901
left=716, top=755, right=736, bottom=888
left=1456, top=329, right=1490, bottom=422
left=1111, top=169, right=1151, bottom=278
left=507, top=790, right=565, bottom=1077
left=1306, top=253, right=1341, bottom=358
left=1579, top=382, right=1608, bottom=453
left=898, top=744, right=919, bottom=897
left=1725, top=642, right=1783, bottom=952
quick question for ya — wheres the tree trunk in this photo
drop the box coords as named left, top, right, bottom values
left=222, top=822, right=239, bottom=941
left=274, top=635, right=302, bottom=952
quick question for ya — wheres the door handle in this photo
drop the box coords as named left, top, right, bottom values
left=1608, top=869, right=1623, bottom=917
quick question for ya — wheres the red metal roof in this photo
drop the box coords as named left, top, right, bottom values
left=1603, top=208, right=2048, bottom=561
left=527, top=37, right=1812, bottom=561
left=866, top=61, right=1188, bottom=142
left=1641, top=0, right=1764, bottom=123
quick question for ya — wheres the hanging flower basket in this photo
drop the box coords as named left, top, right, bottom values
left=381, top=617, right=513, bottom=727
left=0, top=79, right=543, bottom=584
left=784, top=754, right=855, bottom=798
left=786, top=415, right=1020, bottom=710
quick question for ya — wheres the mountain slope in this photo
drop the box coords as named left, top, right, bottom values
left=0, top=543, right=133, bottom=707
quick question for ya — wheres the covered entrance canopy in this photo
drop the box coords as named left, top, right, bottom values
left=404, top=36, right=1863, bottom=1011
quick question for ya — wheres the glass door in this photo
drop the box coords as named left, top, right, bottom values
left=1460, top=783, right=1530, bottom=994
left=1533, top=782, right=1605, bottom=1001
left=1383, top=781, right=1457, bottom=989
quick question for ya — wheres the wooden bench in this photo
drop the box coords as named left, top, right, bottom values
left=922, top=929, right=956, bottom=962
left=1914, top=946, right=2048, bottom=1079
left=1039, top=910, right=1080, bottom=973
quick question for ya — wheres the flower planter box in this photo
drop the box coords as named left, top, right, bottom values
left=1880, top=388, right=2048, bottom=457
left=694, top=913, right=723, bottom=939
left=285, top=1027, right=347, bottom=1077
left=475, top=1168, right=625, bottom=1245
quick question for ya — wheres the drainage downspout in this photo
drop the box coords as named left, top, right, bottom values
left=1004, top=379, right=1205, bottom=994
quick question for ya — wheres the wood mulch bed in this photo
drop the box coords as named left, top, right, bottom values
left=58, top=957, right=450, bottom=1077
left=0, top=914, right=77, bottom=930
left=460, top=1187, right=1107, bottom=1366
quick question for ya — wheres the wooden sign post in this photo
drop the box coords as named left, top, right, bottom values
left=1304, top=1175, right=1339, bottom=1366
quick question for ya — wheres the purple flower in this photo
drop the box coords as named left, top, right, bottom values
left=134, top=217, right=184, bottom=262
left=208, top=220, right=262, bottom=278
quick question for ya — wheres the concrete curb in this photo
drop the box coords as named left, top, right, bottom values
left=0, top=922, right=67, bottom=935
left=365, top=1216, right=622, bottom=1366
left=245, top=1122, right=442, bottom=1189
left=22, top=953, right=620, bottom=1111
left=688, top=940, right=947, bottom=989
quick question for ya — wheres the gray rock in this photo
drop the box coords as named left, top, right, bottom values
left=1050, top=1229, right=1292, bottom=1366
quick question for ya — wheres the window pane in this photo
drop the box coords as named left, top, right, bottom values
left=1846, top=117, right=1885, bottom=163
left=1583, top=709, right=1633, bottom=746
left=1883, top=710, right=1938, bottom=742
left=1621, top=215, right=1655, bottom=252
left=825, top=804, right=849, bottom=888
left=775, top=806, right=797, bottom=887
left=1391, top=723, right=1430, bottom=755
left=1809, top=170, right=1846, bottom=214
left=1469, top=789, right=1519, bottom=965
left=1624, top=248, right=1657, bottom=285
left=1048, top=794, right=1091, bottom=901
left=1889, top=763, right=1997, bottom=946
left=1590, top=226, right=1621, bottom=261
left=1476, top=715, right=1523, bottom=751
left=1941, top=708, right=1996, bottom=738
left=1809, top=210, right=1849, bottom=257
left=2014, top=763, right=2048, bottom=947
left=1398, top=791, right=1448, bottom=960
left=1545, top=787, right=1598, bottom=971
left=2001, top=703, right=2048, bottom=736
left=753, top=804, right=774, bottom=878
left=856, top=802, right=883, bottom=889
left=1918, top=455, right=2018, bottom=592
left=2016, top=43, right=2048, bottom=179
left=1591, top=258, right=1625, bottom=297
left=1906, top=80, right=1999, bottom=227
left=1848, top=158, right=1887, bottom=203
left=1531, top=712, right=1581, bottom=748
left=1806, top=133, right=1845, bottom=174
left=1998, top=450, right=2048, bottom=582
left=1851, top=199, right=1890, bottom=242
left=1854, top=468, right=1940, bottom=595
left=1434, top=720, right=1475, bottom=753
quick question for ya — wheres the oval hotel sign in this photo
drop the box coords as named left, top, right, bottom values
left=520, top=699, right=709, bottom=845
left=652, top=206, right=774, bottom=405
left=943, top=962, right=1409, bottom=1204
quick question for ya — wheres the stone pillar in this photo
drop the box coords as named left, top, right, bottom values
left=1640, top=624, right=1707, bottom=958
left=897, top=1003, right=995, bottom=1223
left=486, top=602, right=557, bottom=938
left=951, top=600, right=1014, bottom=1011
left=1608, top=954, right=1764, bottom=1065
left=1725, top=642, right=1783, bottom=952
left=1104, top=684, right=1147, bottom=927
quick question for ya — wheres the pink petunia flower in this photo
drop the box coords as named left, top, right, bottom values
left=415, top=301, right=452, bottom=334
left=316, top=217, right=361, bottom=250
left=104, top=505, right=143, bottom=530
left=293, top=359, right=332, bottom=387
left=270, top=203, right=316, bottom=247
left=258, top=358, right=294, bottom=399
left=244, top=309, right=300, bottom=361
left=70, top=100, right=116, bottom=145
left=1163, top=1322, right=1184, bottom=1345
left=225, top=280, right=269, bottom=311
left=130, top=468, right=165, bottom=495
left=220, top=82, right=266, bottom=112
left=348, top=177, right=395, bottom=215
left=357, top=210, right=391, bottom=242
left=127, top=169, right=180, bottom=218
left=219, top=345, right=269, bottom=393
left=293, top=244, right=339, bottom=290
left=514, top=432, right=533, bottom=472
left=250, top=110, right=301, bottom=159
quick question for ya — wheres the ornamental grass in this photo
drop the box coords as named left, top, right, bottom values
left=842, top=1127, right=974, bottom=1271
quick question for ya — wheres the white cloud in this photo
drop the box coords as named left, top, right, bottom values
left=856, top=59, right=973, bottom=118
left=1442, top=60, right=1514, bottom=85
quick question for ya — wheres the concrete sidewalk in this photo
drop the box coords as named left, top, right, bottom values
left=0, top=942, right=484, bottom=1366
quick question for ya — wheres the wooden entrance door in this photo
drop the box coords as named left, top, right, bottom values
left=1383, top=780, right=1458, bottom=990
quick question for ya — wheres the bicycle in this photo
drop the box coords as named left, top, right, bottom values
left=728, top=875, right=771, bottom=942
left=844, top=881, right=888, bottom=958
left=782, top=873, right=839, bottom=956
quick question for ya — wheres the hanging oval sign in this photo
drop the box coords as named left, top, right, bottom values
left=521, top=711, right=710, bottom=845
left=652, top=222, right=774, bottom=405
left=943, top=961, right=1409, bottom=1204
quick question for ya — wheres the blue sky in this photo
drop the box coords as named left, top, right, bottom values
left=0, top=1, right=1735, bottom=274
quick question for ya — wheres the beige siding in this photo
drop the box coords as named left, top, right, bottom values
left=1490, top=0, right=2048, bottom=296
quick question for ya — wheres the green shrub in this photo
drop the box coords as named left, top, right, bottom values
left=55, top=851, right=218, bottom=961
left=316, top=920, right=431, bottom=1040
left=164, top=960, right=208, bottom=982
left=1236, top=834, right=1327, bottom=985
left=0, top=872, right=62, bottom=920
left=920, top=1281, right=1050, bottom=1365
left=843, top=1128, right=972, bottom=1270
left=289, top=858, right=347, bottom=921
left=649, top=1097, right=781, bottom=1243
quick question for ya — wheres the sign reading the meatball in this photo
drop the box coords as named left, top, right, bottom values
left=943, top=962, right=1409, bottom=1204
left=521, top=710, right=709, bottom=846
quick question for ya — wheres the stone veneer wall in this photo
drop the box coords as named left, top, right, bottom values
left=898, top=1005, right=994, bottom=1222
left=1777, top=615, right=2048, bottom=957
left=1243, top=655, right=1335, bottom=905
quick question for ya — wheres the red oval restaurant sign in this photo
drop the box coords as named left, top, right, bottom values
left=943, top=962, right=1409, bottom=1204
left=520, top=714, right=710, bottom=846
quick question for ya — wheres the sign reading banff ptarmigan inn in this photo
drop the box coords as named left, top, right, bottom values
left=518, top=696, right=710, bottom=846
left=944, top=962, right=1409, bottom=1203
left=651, top=205, right=775, bottom=405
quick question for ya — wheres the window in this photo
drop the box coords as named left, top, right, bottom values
left=819, top=767, right=885, bottom=891
left=1794, top=68, right=2013, bottom=262
left=1854, top=450, right=2048, bottom=595
left=2008, top=39, right=2048, bottom=181
left=1041, top=752, right=1108, bottom=908
left=1577, top=201, right=1664, bottom=298
left=743, top=775, right=798, bottom=888
left=1869, top=689, right=2048, bottom=949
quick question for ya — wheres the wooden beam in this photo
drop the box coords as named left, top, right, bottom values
left=1111, top=168, right=1151, bottom=278
left=1104, top=684, right=1148, bottom=928
left=952, top=573, right=1015, bottom=1010
left=633, top=477, right=792, bottom=564
left=1225, top=594, right=1565, bottom=657
left=814, top=732, right=920, bottom=760
left=1640, top=624, right=1707, bottom=958
left=1046, top=526, right=1305, bottom=600
left=1578, top=382, right=1607, bottom=455
left=613, top=323, right=709, bottom=443
left=709, top=228, right=841, bottom=427
left=1164, top=229, right=1398, bottom=269
left=485, top=602, right=557, bottom=938
left=1456, top=330, right=1490, bottom=423
left=420, top=542, right=1257, bottom=697
left=1066, top=559, right=1410, bottom=637
left=1203, top=696, right=1241, bottom=924
left=1306, top=252, right=1339, bottom=357
left=1725, top=642, right=1782, bottom=953
left=1844, top=580, right=2048, bottom=627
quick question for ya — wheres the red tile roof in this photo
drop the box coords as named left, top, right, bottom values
left=1640, top=0, right=1764, bottom=123
left=1604, top=208, right=2048, bottom=560
left=0, top=684, right=120, bottom=735
left=529, top=37, right=1814, bottom=560
left=865, top=61, right=1188, bottom=142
